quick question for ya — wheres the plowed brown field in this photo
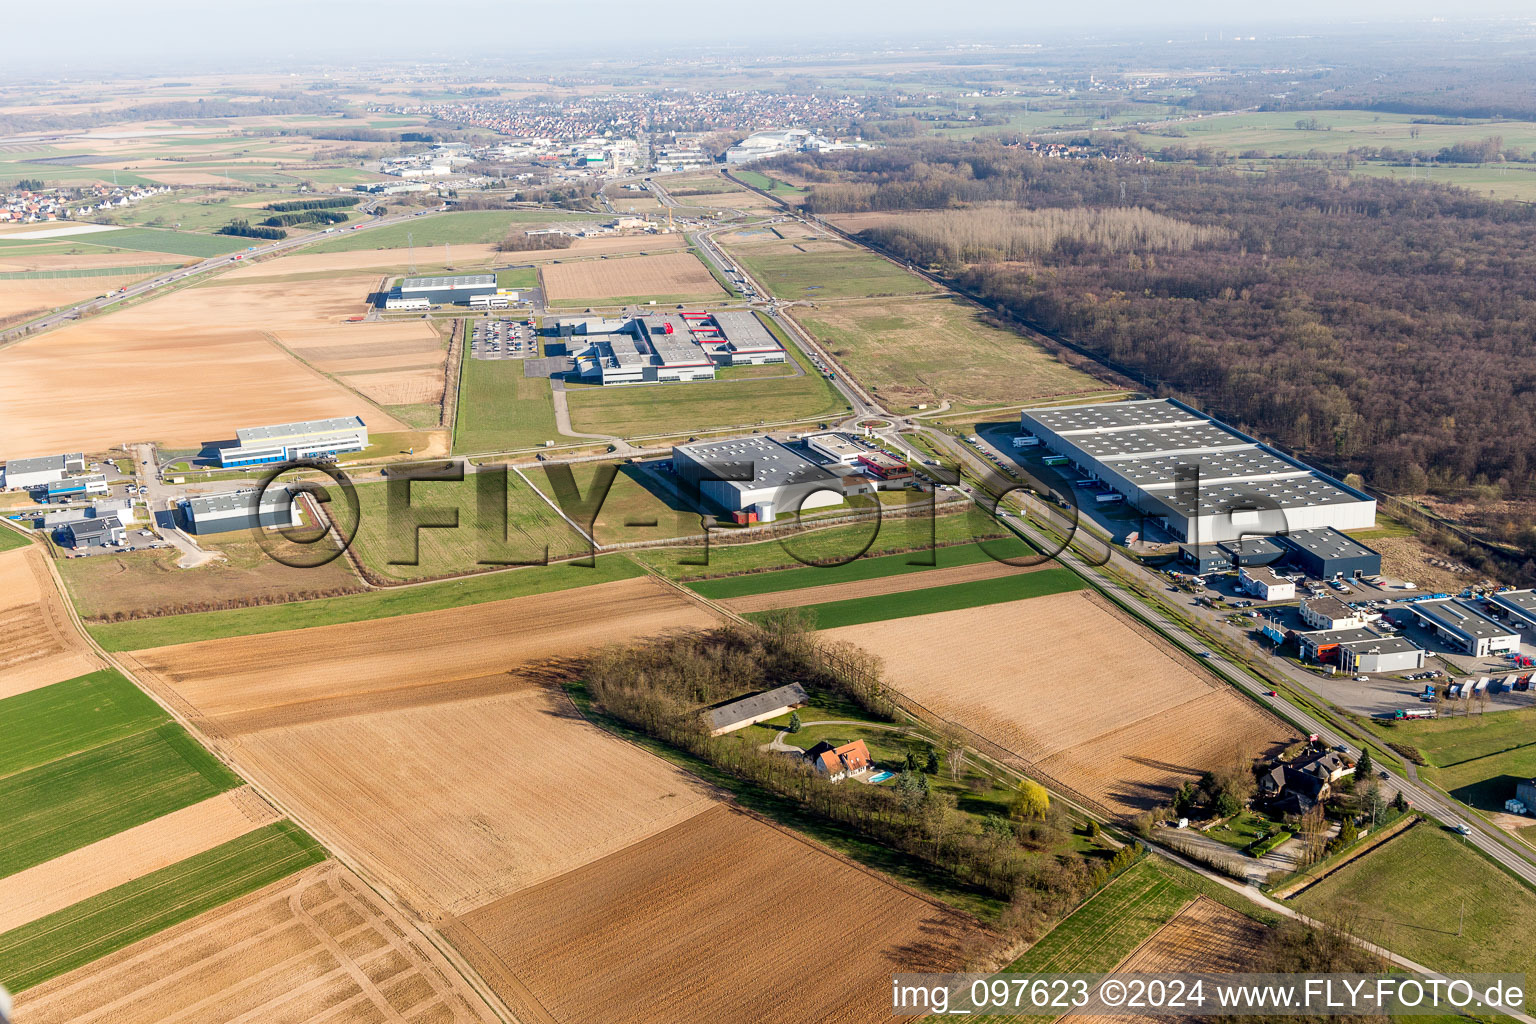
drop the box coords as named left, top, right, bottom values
left=1070, top=897, right=1269, bottom=1023
left=14, top=861, right=498, bottom=1024
left=443, top=805, right=986, bottom=1024
left=823, top=591, right=1295, bottom=816
left=0, top=546, right=102, bottom=700
left=542, top=251, right=724, bottom=302
left=121, top=576, right=722, bottom=921
left=0, top=788, right=279, bottom=932
left=722, top=560, right=1042, bottom=614
left=0, top=275, right=145, bottom=323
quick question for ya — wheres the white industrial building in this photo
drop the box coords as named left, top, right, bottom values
left=45, top=474, right=109, bottom=502
left=672, top=436, right=871, bottom=521
left=1019, top=399, right=1377, bottom=544
left=559, top=311, right=785, bottom=386
left=724, top=129, right=853, bottom=165
left=183, top=488, right=301, bottom=535
left=1299, top=595, right=1364, bottom=631
left=218, top=417, right=369, bottom=469
left=1239, top=565, right=1295, bottom=602
left=1338, top=635, right=1427, bottom=674
left=1490, top=590, right=1536, bottom=634
left=2, top=452, right=85, bottom=490
left=1407, top=599, right=1521, bottom=658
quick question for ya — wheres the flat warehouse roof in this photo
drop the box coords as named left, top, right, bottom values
left=1144, top=473, right=1365, bottom=517
left=236, top=416, right=366, bottom=444
left=708, top=682, right=809, bottom=731
left=1063, top=422, right=1246, bottom=460
left=401, top=274, right=495, bottom=289
left=1115, top=447, right=1309, bottom=488
left=1025, top=398, right=1204, bottom=434
left=1304, top=596, right=1357, bottom=620
left=676, top=436, right=837, bottom=490
left=711, top=310, right=782, bottom=351
left=1410, top=600, right=1516, bottom=640
left=1494, top=590, right=1536, bottom=616
left=6, top=452, right=84, bottom=474
left=1280, top=527, right=1379, bottom=562
left=1299, top=626, right=1378, bottom=646
left=1338, top=635, right=1422, bottom=655
left=186, top=488, right=293, bottom=516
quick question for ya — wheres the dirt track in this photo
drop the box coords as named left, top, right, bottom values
left=0, top=546, right=102, bottom=699
left=443, top=805, right=986, bottom=1024
left=14, top=861, right=498, bottom=1024
left=722, top=559, right=1042, bottom=614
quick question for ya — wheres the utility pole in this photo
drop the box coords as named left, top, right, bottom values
left=407, top=232, right=415, bottom=275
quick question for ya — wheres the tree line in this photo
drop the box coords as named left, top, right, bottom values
left=264, top=196, right=360, bottom=213
left=216, top=219, right=286, bottom=240
left=261, top=209, right=348, bottom=228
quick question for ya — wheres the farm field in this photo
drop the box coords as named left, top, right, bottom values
left=763, top=564, right=1083, bottom=629
left=722, top=556, right=1044, bottom=613
left=0, top=267, right=404, bottom=454
left=0, top=227, right=249, bottom=258
left=453, top=356, right=562, bottom=453
left=1293, top=824, right=1536, bottom=991
left=442, top=805, right=985, bottom=1024
left=56, top=529, right=364, bottom=622
left=564, top=363, right=847, bottom=437
left=0, top=821, right=326, bottom=993
left=0, top=546, right=104, bottom=700
left=0, top=787, right=279, bottom=933
left=346, top=474, right=585, bottom=582
left=0, top=252, right=190, bottom=274
left=305, top=209, right=602, bottom=253
left=0, top=273, right=152, bottom=325
left=791, top=295, right=1104, bottom=408
left=121, top=576, right=720, bottom=920
left=13, top=861, right=498, bottom=1023
left=87, top=553, right=646, bottom=651
left=0, top=669, right=164, bottom=777
left=542, top=251, right=726, bottom=305
left=726, top=234, right=936, bottom=300
left=824, top=590, right=1295, bottom=815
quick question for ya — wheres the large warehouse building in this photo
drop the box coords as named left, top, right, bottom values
left=672, top=436, right=870, bottom=521
left=1019, top=398, right=1377, bottom=544
left=557, top=311, right=786, bottom=385
left=1407, top=599, right=1520, bottom=658
left=2, top=451, right=86, bottom=490
left=218, top=417, right=369, bottom=468
left=393, top=273, right=496, bottom=306
left=183, top=488, right=300, bottom=535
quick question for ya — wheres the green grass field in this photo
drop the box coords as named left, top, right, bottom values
left=0, top=527, right=30, bottom=552
left=453, top=354, right=562, bottom=454
left=347, top=474, right=584, bottom=582
left=526, top=461, right=703, bottom=547
left=496, top=267, right=539, bottom=290
left=0, top=228, right=252, bottom=258
left=635, top=507, right=998, bottom=580
left=305, top=210, right=600, bottom=253
left=794, top=295, right=1102, bottom=407
left=0, top=821, right=326, bottom=993
left=1, top=722, right=242, bottom=877
left=564, top=367, right=847, bottom=438
left=732, top=169, right=806, bottom=196
left=1368, top=707, right=1536, bottom=813
left=733, top=247, right=935, bottom=301
left=1293, top=823, right=1536, bottom=996
left=752, top=565, right=1084, bottom=630
left=0, top=670, right=166, bottom=779
left=0, top=263, right=181, bottom=281
left=688, top=536, right=1033, bottom=600
left=89, top=555, right=646, bottom=651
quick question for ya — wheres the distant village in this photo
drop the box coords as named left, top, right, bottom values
left=0, top=182, right=170, bottom=224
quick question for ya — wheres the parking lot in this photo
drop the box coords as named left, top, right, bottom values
left=470, top=318, right=535, bottom=361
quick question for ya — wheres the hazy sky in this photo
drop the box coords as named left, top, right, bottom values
left=11, top=0, right=1536, bottom=70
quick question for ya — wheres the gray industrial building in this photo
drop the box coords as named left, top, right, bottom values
left=396, top=273, right=496, bottom=306
left=1407, top=599, right=1521, bottom=658
left=672, top=436, right=869, bottom=521
left=1019, top=398, right=1376, bottom=544
left=2, top=452, right=86, bottom=490
left=1178, top=536, right=1288, bottom=573
left=1296, top=626, right=1426, bottom=673
left=1490, top=590, right=1536, bottom=634
left=558, top=311, right=786, bottom=385
left=183, top=488, right=300, bottom=535
left=65, top=515, right=126, bottom=548
left=218, top=417, right=369, bottom=469
left=1276, top=528, right=1382, bottom=580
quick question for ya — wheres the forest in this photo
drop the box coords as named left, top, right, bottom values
left=776, top=144, right=1536, bottom=512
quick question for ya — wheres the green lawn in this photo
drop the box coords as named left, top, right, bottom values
left=305, top=210, right=600, bottom=253
left=89, top=555, right=645, bottom=651
left=753, top=566, right=1084, bottom=630
left=1, top=722, right=242, bottom=877
left=1366, top=707, right=1536, bottom=813
left=526, top=461, right=703, bottom=547
left=1293, top=823, right=1536, bottom=998
left=0, top=526, right=30, bottom=552
left=636, top=507, right=1001, bottom=580
left=732, top=169, right=806, bottom=196
left=30, top=228, right=250, bottom=258
left=0, top=821, right=326, bottom=993
left=496, top=267, right=538, bottom=290
left=565, top=369, right=847, bottom=438
left=733, top=247, right=935, bottom=301
left=347, top=474, right=585, bottom=582
left=0, top=670, right=166, bottom=779
left=453, top=354, right=562, bottom=453
left=689, top=536, right=1033, bottom=600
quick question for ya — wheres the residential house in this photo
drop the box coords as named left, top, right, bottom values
left=805, top=739, right=872, bottom=782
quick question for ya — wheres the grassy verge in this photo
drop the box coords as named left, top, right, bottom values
left=751, top=566, right=1084, bottom=630
left=1, top=722, right=242, bottom=877
left=88, top=555, right=645, bottom=651
left=0, top=525, right=32, bottom=552
left=0, top=821, right=326, bottom=992
left=453, top=350, right=561, bottom=453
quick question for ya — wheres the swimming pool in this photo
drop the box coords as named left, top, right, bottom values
left=866, top=770, right=894, bottom=783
